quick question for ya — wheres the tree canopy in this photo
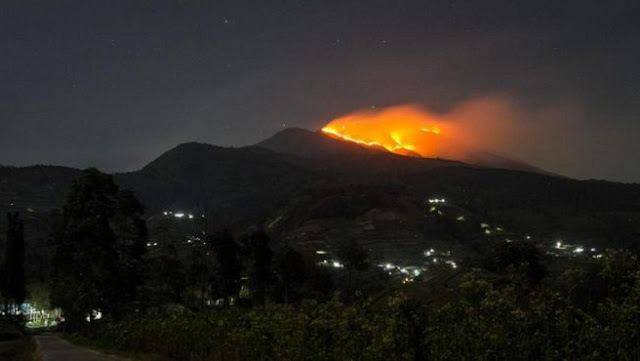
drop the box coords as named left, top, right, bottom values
left=1, top=212, right=25, bottom=312
left=50, top=168, right=147, bottom=329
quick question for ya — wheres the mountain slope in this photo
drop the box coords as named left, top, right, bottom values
left=256, top=127, right=549, bottom=176
left=1, top=129, right=639, bottom=250
left=114, top=142, right=313, bottom=229
left=0, top=165, right=81, bottom=212
left=255, top=128, right=465, bottom=181
left=3, top=131, right=640, bottom=285
left=256, top=127, right=390, bottom=158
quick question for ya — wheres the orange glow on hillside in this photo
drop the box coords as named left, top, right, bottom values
left=321, top=105, right=457, bottom=158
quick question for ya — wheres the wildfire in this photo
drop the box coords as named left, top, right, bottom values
left=321, top=105, right=456, bottom=158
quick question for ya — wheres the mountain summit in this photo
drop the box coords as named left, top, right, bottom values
left=256, top=127, right=548, bottom=175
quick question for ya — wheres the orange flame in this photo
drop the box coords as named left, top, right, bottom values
left=321, top=105, right=457, bottom=158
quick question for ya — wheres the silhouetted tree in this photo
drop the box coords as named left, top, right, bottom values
left=186, top=246, right=212, bottom=310
left=144, top=244, right=186, bottom=312
left=337, top=238, right=369, bottom=271
left=484, top=240, right=547, bottom=286
left=305, top=264, right=334, bottom=301
left=209, top=229, right=241, bottom=305
left=1, top=212, right=25, bottom=312
left=274, top=246, right=306, bottom=304
left=50, top=168, right=147, bottom=329
left=336, top=238, right=370, bottom=302
left=111, top=189, right=147, bottom=316
left=240, top=229, right=273, bottom=305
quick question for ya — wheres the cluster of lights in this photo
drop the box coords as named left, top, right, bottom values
left=552, top=241, right=599, bottom=257
left=380, top=263, right=426, bottom=279
left=185, top=236, right=202, bottom=244
left=85, top=309, right=102, bottom=322
left=162, top=211, right=198, bottom=219
left=480, top=223, right=506, bottom=236
left=428, top=198, right=446, bottom=204
left=317, top=259, right=344, bottom=268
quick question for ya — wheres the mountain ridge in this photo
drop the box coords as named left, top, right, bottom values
left=1, top=128, right=639, bottom=241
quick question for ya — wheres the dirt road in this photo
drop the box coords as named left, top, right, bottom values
left=36, top=334, right=126, bottom=361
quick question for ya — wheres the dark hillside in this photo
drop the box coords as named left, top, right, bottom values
left=114, top=142, right=314, bottom=230
left=256, top=128, right=464, bottom=182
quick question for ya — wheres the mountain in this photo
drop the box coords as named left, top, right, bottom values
left=0, top=165, right=81, bottom=212
left=255, top=127, right=382, bottom=158
left=0, top=165, right=83, bottom=281
left=255, top=128, right=465, bottom=181
left=257, top=128, right=549, bottom=175
left=2, top=127, right=640, bottom=275
left=113, top=142, right=313, bottom=229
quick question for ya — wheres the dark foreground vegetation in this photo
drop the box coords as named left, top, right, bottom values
left=3, top=167, right=640, bottom=360
left=0, top=320, right=38, bottom=361
left=72, top=249, right=639, bottom=361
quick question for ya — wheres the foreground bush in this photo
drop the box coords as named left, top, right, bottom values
left=84, top=252, right=640, bottom=361
left=0, top=321, right=39, bottom=361
left=85, top=278, right=639, bottom=361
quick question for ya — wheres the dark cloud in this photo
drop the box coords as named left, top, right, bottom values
left=1, top=0, right=638, bottom=181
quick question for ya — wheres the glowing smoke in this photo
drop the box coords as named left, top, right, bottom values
left=321, top=96, right=582, bottom=166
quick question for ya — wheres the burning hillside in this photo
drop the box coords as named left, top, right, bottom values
left=319, top=101, right=554, bottom=174
left=321, top=105, right=462, bottom=159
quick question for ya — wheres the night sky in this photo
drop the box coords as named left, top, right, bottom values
left=2, top=1, right=639, bottom=181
